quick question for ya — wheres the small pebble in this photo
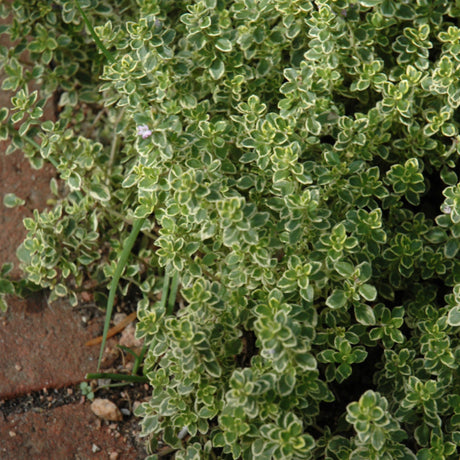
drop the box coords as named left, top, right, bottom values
left=133, top=401, right=142, bottom=412
left=80, top=291, right=93, bottom=302
left=119, top=323, right=143, bottom=349
left=90, top=398, right=123, bottom=422
left=113, top=313, right=127, bottom=324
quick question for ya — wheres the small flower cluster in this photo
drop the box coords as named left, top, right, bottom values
left=136, top=124, right=152, bottom=139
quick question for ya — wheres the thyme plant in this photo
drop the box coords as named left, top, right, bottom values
left=2, top=0, right=460, bottom=458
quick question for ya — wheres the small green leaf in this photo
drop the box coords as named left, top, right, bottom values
left=251, top=212, right=270, bottom=227
left=16, top=242, right=31, bottom=264
left=277, top=371, right=296, bottom=396
left=326, top=289, right=348, bottom=309
left=369, top=328, right=383, bottom=341
left=360, top=390, right=377, bottom=409
left=3, top=193, right=25, bottom=208
left=0, top=125, right=8, bottom=140
left=141, top=415, right=159, bottom=435
left=445, top=237, right=459, bottom=258
left=134, top=204, right=153, bottom=218
left=305, top=117, right=321, bottom=136
left=371, top=427, right=386, bottom=450
left=359, top=283, right=377, bottom=301
left=54, top=283, right=68, bottom=297
left=335, top=261, right=354, bottom=277
left=215, top=38, right=232, bottom=52
left=0, top=263, right=13, bottom=277
left=0, top=295, right=7, bottom=312
left=209, top=59, right=225, bottom=80
left=0, top=277, right=14, bottom=294
left=88, top=183, right=110, bottom=202
left=0, top=107, right=8, bottom=121
left=68, top=172, right=82, bottom=190
left=296, top=351, right=317, bottom=370
left=336, top=363, right=352, bottom=382
left=354, top=303, right=376, bottom=325
left=203, top=359, right=222, bottom=378
left=447, top=306, right=460, bottom=326
left=42, top=120, right=54, bottom=131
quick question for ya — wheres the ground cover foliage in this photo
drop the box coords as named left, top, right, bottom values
left=1, top=0, right=460, bottom=458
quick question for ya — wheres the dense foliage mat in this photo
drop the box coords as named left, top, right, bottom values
left=1, top=0, right=460, bottom=458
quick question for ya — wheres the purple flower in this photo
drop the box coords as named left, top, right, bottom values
left=137, top=124, right=152, bottom=139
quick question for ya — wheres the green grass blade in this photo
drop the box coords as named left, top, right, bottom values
left=166, top=271, right=180, bottom=316
left=133, top=344, right=148, bottom=375
left=74, top=0, right=115, bottom=63
left=116, top=344, right=139, bottom=359
left=86, top=372, right=148, bottom=383
left=97, top=217, right=145, bottom=370
left=159, top=266, right=171, bottom=311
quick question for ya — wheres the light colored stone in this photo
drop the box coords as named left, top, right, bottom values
left=132, top=401, right=142, bottom=413
left=90, top=398, right=123, bottom=422
left=113, top=313, right=127, bottom=324
left=119, top=323, right=143, bottom=349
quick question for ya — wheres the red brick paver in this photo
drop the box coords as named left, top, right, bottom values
left=0, top=295, right=103, bottom=399
left=0, top=403, right=143, bottom=460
